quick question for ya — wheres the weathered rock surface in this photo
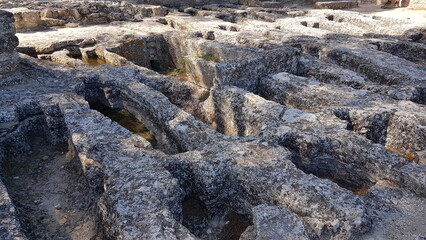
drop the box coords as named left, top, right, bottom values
left=0, top=10, right=19, bottom=76
left=0, top=1, right=425, bottom=240
left=249, top=204, right=315, bottom=240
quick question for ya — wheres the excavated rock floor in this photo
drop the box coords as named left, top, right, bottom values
left=1, top=1, right=426, bottom=240
left=1, top=141, right=100, bottom=240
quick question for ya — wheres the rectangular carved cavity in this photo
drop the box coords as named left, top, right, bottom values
left=80, top=83, right=184, bottom=154
left=89, top=103, right=158, bottom=148
left=105, top=34, right=221, bottom=89
left=0, top=116, right=102, bottom=240
left=180, top=194, right=252, bottom=240
left=197, top=86, right=380, bottom=194
left=164, top=158, right=253, bottom=240
left=333, top=108, right=426, bottom=164
left=103, top=34, right=227, bottom=91
left=81, top=50, right=110, bottom=67
left=370, top=41, right=426, bottom=66
left=108, top=36, right=174, bottom=72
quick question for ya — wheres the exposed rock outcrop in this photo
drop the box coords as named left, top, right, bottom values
left=0, top=10, right=19, bottom=76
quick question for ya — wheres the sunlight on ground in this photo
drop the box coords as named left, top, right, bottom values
left=349, top=4, right=426, bottom=25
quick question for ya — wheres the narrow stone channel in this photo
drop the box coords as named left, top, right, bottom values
left=0, top=140, right=101, bottom=240
left=329, top=178, right=374, bottom=196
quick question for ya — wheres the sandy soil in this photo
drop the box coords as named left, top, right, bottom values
left=349, top=4, right=426, bottom=26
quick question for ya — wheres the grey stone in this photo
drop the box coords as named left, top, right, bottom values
left=0, top=23, right=16, bottom=37
left=0, top=10, right=19, bottom=76
left=251, top=204, right=315, bottom=240
left=0, top=35, right=19, bottom=53
left=0, top=10, right=14, bottom=23
left=0, top=2, right=425, bottom=240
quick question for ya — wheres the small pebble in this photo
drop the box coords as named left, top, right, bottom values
left=42, top=156, right=49, bottom=160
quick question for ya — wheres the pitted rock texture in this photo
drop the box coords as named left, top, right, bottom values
left=0, top=10, right=18, bottom=76
left=0, top=1, right=426, bottom=240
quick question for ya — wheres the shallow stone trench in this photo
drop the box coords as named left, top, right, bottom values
left=1, top=140, right=101, bottom=240
left=0, top=107, right=103, bottom=240
left=88, top=103, right=158, bottom=148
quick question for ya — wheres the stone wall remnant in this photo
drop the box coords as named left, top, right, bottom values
left=0, top=10, right=19, bottom=76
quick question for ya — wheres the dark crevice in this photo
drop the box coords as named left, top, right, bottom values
left=333, top=109, right=391, bottom=145
left=218, top=211, right=252, bottom=240
left=182, top=194, right=209, bottom=237
left=180, top=192, right=252, bottom=240
left=149, top=59, right=163, bottom=72
left=277, top=133, right=375, bottom=196
left=108, top=36, right=174, bottom=72
left=333, top=108, right=354, bottom=130
left=329, top=178, right=375, bottom=196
